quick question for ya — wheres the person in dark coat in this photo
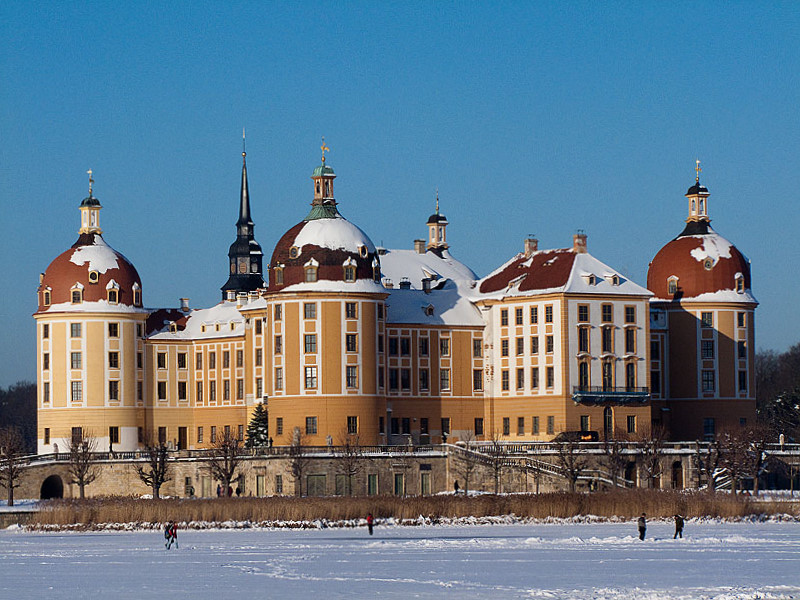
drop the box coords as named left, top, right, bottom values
left=674, top=514, right=684, bottom=539
left=454, top=480, right=460, bottom=495
left=637, top=513, right=647, bottom=541
left=216, top=484, right=222, bottom=497
left=366, top=513, right=374, bottom=536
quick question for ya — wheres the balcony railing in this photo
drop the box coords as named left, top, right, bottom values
left=572, top=385, right=650, bottom=405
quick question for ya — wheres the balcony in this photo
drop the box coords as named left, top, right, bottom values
left=572, top=386, right=650, bottom=405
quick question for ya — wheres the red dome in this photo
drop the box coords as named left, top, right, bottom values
left=37, top=233, right=143, bottom=311
left=647, top=225, right=751, bottom=300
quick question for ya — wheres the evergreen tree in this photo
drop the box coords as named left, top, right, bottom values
left=245, top=403, right=269, bottom=448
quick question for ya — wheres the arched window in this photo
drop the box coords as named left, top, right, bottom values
left=667, top=276, right=679, bottom=295
left=305, top=266, right=318, bottom=282
left=274, top=267, right=284, bottom=285
left=108, top=289, right=118, bottom=304
left=42, top=289, right=51, bottom=306
left=71, top=285, right=83, bottom=304
left=344, top=266, right=356, bottom=282
left=735, top=273, right=744, bottom=293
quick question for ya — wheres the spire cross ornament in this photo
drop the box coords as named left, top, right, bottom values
left=242, top=127, right=246, bottom=158
left=321, top=137, right=330, bottom=163
left=87, top=169, right=94, bottom=196
left=695, top=159, right=702, bottom=182
left=435, top=188, right=439, bottom=215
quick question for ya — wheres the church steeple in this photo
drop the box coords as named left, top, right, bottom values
left=79, top=169, right=103, bottom=234
left=426, top=189, right=449, bottom=252
left=677, top=160, right=713, bottom=237
left=306, top=137, right=339, bottom=221
left=221, top=134, right=264, bottom=299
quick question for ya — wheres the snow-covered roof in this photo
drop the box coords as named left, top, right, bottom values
left=42, top=300, right=149, bottom=314
left=68, top=234, right=128, bottom=273
left=650, top=289, right=759, bottom=304
left=688, top=233, right=735, bottom=264
left=292, top=214, right=376, bottom=255
left=280, top=279, right=387, bottom=294
left=379, top=248, right=477, bottom=289
left=385, top=280, right=483, bottom=326
left=149, top=301, right=245, bottom=340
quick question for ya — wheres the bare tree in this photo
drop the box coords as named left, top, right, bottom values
left=452, top=431, right=481, bottom=494
left=742, top=423, right=774, bottom=496
left=555, top=440, right=590, bottom=493
left=286, top=427, right=311, bottom=497
left=207, top=428, right=244, bottom=496
left=66, top=428, right=99, bottom=499
left=486, top=430, right=507, bottom=494
left=635, top=425, right=667, bottom=489
left=336, top=431, right=364, bottom=496
left=717, top=427, right=750, bottom=495
left=696, top=438, right=723, bottom=492
left=602, top=435, right=628, bottom=488
left=135, top=434, right=172, bottom=498
left=0, top=427, right=27, bottom=506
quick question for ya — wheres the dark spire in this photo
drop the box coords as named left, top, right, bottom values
left=237, top=148, right=254, bottom=230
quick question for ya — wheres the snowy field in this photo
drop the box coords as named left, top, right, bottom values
left=1, top=521, right=799, bottom=599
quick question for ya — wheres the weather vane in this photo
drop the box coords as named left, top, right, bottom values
left=87, top=169, right=94, bottom=196
left=242, top=127, right=246, bottom=158
left=321, top=137, right=330, bottom=163
left=695, top=159, right=702, bottom=182
left=435, top=187, right=439, bottom=215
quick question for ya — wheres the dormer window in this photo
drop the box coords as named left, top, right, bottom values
left=106, top=280, right=120, bottom=304
left=343, top=257, right=357, bottom=282
left=610, top=275, right=620, bottom=286
left=304, top=258, right=319, bottom=283
left=289, top=246, right=300, bottom=259
left=132, top=282, right=142, bottom=306
left=274, top=266, right=284, bottom=286
left=424, top=304, right=435, bottom=317
left=88, top=270, right=99, bottom=284
left=358, top=245, right=368, bottom=258
left=735, top=273, right=745, bottom=293
left=582, top=274, right=596, bottom=286
left=71, top=283, right=84, bottom=304
left=42, top=288, right=51, bottom=306
left=667, top=276, right=679, bottom=295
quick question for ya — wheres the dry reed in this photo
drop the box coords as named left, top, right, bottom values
left=28, top=490, right=798, bottom=530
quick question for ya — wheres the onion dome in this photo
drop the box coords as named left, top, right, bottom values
left=647, top=167, right=754, bottom=302
left=37, top=176, right=143, bottom=312
left=268, top=150, right=383, bottom=293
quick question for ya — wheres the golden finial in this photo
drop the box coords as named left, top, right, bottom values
left=695, top=159, right=702, bottom=183
left=435, top=188, right=439, bottom=215
left=242, top=127, right=246, bottom=159
left=87, top=169, right=94, bottom=196
left=321, top=136, right=330, bottom=163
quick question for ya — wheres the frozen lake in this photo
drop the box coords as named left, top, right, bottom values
left=1, top=520, right=799, bottom=599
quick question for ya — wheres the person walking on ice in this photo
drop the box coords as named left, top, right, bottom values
left=674, top=514, right=684, bottom=539
left=164, top=521, right=178, bottom=549
left=637, top=513, right=647, bottom=541
left=366, top=513, right=374, bottom=536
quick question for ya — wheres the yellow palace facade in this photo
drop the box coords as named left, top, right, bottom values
left=34, top=152, right=756, bottom=453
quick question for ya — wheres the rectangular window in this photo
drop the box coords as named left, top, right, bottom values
left=389, top=337, right=399, bottom=355
left=256, top=378, right=263, bottom=398
left=274, top=336, right=282, bottom=354
left=578, top=305, right=589, bottom=322
left=378, top=417, right=385, bottom=434
left=43, top=324, right=49, bottom=339
left=501, top=369, right=509, bottom=391
left=346, top=334, right=358, bottom=352
left=546, top=367, right=554, bottom=388
left=531, top=336, right=539, bottom=354
left=650, top=340, right=660, bottom=361
left=627, top=415, right=636, bottom=434
left=223, top=351, right=230, bottom=369
left=517, top=416, right=525, bottom=435
left=158, top=381, right=167, bottom=400
left=347, top=415, right=358, bottom=435
left=345, top=302, right=357, bottom=319
left=625, top=328, right=636, bottom=354
left=650, top=372, right=660, bottom=394
left=209, top=380, right=216, bottom=401
left=738, top=370, right=747, bottom=392
left=400, top=368, right=411, bottom=390
left=70, top=323, right=81, bottom=337
left=440, top=337, right=450, bottom=356
left=441, top=417, right=450, bottom=435
left=503, top=417, right=510, bottom=436
left=378, top=335, right=384, bottom=353
left=474, top=417, right=484, bottom=436
left=389, top=368, right=399, bottom=390
left=501, top=339, right=509, bottom=356
left=602, top=328, right=613, bottom=353
left=579, top=328, right=589, bottom=353
left=419, top=337, right=429, bottom=356
left=440, top=369, right=450, bottom=391
left=43, top=353, right=50, bottom=370
left=304, top=303, right=316, bottom=319
left=377, top=304, right=384, bottom=319
left=737, top=341, right=746, bottom=359
left=137, top=381, right=143, bottom=401
left=473, top=369, right=483, bottom=391
left=547, top=415, right=554, bottom=435
left=546, top=335, right=554, bottom=353
left=602, top=304, right=613, bottom=323
left=196, top=381, right=203, bottom=403
left=625, top=306, right=636, bottom=324
left=209, top=352, right=216, bottom=369
left=702, top=370, right=715, bottom=392
left=109, top=426, right=119, bottom=444
left=305, top=416, right=318, bottom=435
left=531, top=367, right=539, bottom=388
left=197, top=426, right=204, bottom=443
left=196, top=352, right=203, bottom=370
left=108, top=322, right=119, bottom=337
left=701, top=340, right=715, bottom=359
left=378, top=369, right=384, bottom=388
left=236, top=349, right=243, bottom=368
left=276, top=474, right=284, bottom=494
left=71, top=352, right=82, bottom=369
left=391, top=418, right=399, bottom=435
left=737, top=312, right=746, bottom=328
left=516, top=368, right=525, bottom=390
left=515, top=307, right=524, bottom=325
left=157, top=352, right=166, bottom=369
left=223, top=379, right=230, bottom=400
left=530, top=306, right=538, bottom=324
left=304, top=334, right=317, bottom=353
left=44, top=427, right=50, bottom=444
left=532, top=416, right=540, bottom=434
left=516, top=337, right=524, bottom=355
left=346, top=366, right=358, bottom=388
left=276, top=417, right=283, bottom=436
left=400, top=338, right=411, bottom=356
left=545, top=305, right=553, bottom=323
left=305, top=366, right=318, bottom=389
left=238, top=424, right=244, bottom=442
left=255, top=348, right=263, bottom=366
left=701, top=311, right=713, bottom=328
left=500, top=309, right=508, bottom=326
left=108, top=380, right=119, bottom=401
left=255, top=318, right=262, bottom=335
left=419, top=369, right=429, bottom=391
left=177, top=352, right=187, bottom=369
left=211, top=426, right=217, bottom=443
left=274, top=304, right=282, bottom=320
left=43, top=382, right=50, bottom=404
left=580, top=415, right=589, bottom=432
left=473, top=338, right=482, bottom=357
left=703, top=417, right=715, bottom=438
left=402, top=418, right=410, bottom=435
left=236, top=379, right=243, bottom=400
left=71, top=381, right=82, bottom=402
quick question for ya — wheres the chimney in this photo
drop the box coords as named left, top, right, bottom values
left=384, top=279, right=394, bottom=289
left=573, top=230, right=587, bottom=254
left=179, top=298, right=190, bottom=312
left=422, top=277, right=431, bottom=294
left=414, top=239, right=426, bottom=254
left=237, top=291, right=247, bottom=308
left=226, top=290, right=236, bottom=301
left=524, top=237, right=538, bottom=257
left=399, top=278, right=412, bottom=290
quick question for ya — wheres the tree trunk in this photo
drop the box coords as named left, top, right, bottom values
left=79, top=483, right=85, bottom=499
left=8, top=486, right=14, bottom=507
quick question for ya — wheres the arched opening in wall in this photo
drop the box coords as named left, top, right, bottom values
left=40, top=474, right=64, bottom=499
left=672, top=461, right=683, bottom=490
left=624, top=461, right=637, bottom=487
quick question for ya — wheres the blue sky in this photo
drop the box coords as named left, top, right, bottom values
left=1, top=2, right=799, bottom=387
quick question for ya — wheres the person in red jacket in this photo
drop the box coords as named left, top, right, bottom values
left=366, top=513, right=374, bottom=536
